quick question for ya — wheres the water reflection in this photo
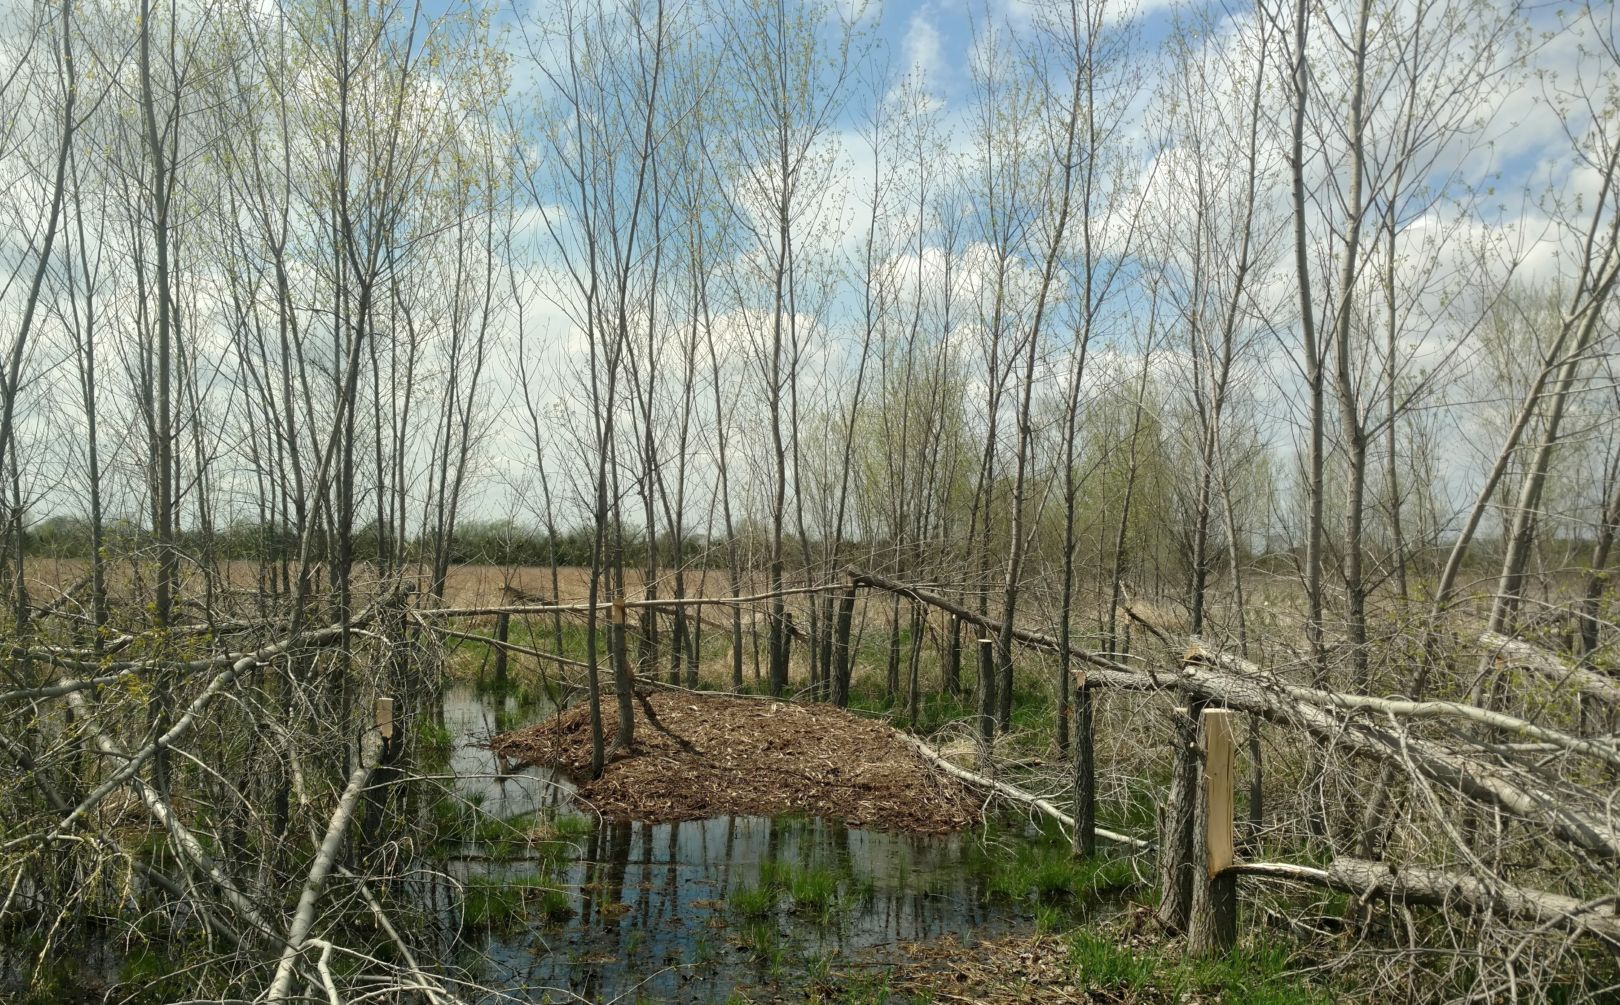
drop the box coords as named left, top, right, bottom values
left=442, top=684, right=574, bottom=818
left=440, top=685, right=1029, bottom=1003
left=449, top=815, right=1021, bottom=1003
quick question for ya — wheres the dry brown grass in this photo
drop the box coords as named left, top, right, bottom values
left=21, top=557, right=745, bottom=610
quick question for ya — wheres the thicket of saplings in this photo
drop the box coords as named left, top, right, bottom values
left=5, top=0, right=1619, bottom=998
left=5, top=524, right=1617, bottom=1004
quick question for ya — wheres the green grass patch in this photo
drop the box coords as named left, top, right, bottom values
left=787, top=866, right=841, bottom=918
left=461, top=875, right=572, bottom=929
left=551, top=812, right=594, bottom=839
left=1066, top=932, right=1335, bottom=1004
left=117, top=948, right=187, bottom=1002
left=807, top=970, right=899, bottom=1004
left=729, top=856, right=869, bottom=924
left=966, top=816, right=1140, bottom=916
left=729, top=883, right=779, bottom=917
left=417, top=720, right=454, bottom=758
left=1069, top=930, right=1158, bottom=988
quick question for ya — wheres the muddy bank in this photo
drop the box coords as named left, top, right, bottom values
left=490, top=693, right=981, bottom=833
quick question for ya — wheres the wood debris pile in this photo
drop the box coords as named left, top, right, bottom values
left=491, top=693, right=981, bottom=832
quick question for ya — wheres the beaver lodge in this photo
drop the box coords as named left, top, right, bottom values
left=491, top=692, right=982, bottom=833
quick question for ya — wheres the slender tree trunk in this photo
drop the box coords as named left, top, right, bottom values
left=1157, top=696, right=1206, bottom=931
left=1289, top=0, right=1327, bottom=694
left=1578, top=469, right=1620, bottom=661
left=139, top=0, right=177, bottom=795
left=1332, top=0, right=1373, bottom=692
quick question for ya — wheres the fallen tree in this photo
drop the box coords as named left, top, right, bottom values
left=1234, top=859, right=1620, bottom=945
left=898, top=734, right=1150, bottom=850
left=851, top=569, right=1620, bottom=862
left=1479, top=630, right=1620, bottom=706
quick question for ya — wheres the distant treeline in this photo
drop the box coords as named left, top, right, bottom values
left=25, top=515, right=733, bottom=569
left=24, top=513, right=1605, bottom=583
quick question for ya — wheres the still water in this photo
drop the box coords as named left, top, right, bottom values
left=435, top=685, right=1037, bottom=1003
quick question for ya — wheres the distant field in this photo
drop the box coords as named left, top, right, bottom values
left=22, top=556, right=750, bottom=611
left=434, top=563, right=737, bottom=608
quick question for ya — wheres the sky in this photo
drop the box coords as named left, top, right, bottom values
left=441, top=0, right=1615, bottom=533
left=5, top=0, right=1616, bottom=539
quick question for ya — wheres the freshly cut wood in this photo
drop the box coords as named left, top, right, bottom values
left=1201, top=710, right=1235, bottom=877
left=1188, top=709, right=1237, bottom=955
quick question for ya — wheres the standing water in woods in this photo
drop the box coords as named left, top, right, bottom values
left=4, top=0, right=1620, bottom=1001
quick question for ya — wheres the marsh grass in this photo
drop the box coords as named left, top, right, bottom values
left=1068, top=933, right=1336, bottom=1005
left=728, top=856, right=870, bottom=925
left=964, top=817, right=1142, bottom=919
left=461, top=875, right=572, bottom=929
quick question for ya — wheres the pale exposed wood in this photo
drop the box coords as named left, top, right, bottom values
left=1480, top=630, right=1620, bottom=706
left=1188, top=709, right=1238, bottom=955
left=374, top=697, right=395, bottom=740
left=1202, top=709, right=1235, bottom=877
left=266, top=757, right=376, bottom=1003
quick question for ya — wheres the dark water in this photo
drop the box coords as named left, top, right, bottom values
left=436, top=685, right=1037, bottom=1003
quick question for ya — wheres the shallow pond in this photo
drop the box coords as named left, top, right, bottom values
left=432, top=685, right=1071, bottom=1003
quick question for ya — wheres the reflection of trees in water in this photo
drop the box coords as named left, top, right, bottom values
left=447, top=812, right=1030, bottom=1001
left=605, top=820, right=633, bottom=923
left=658, top=822, right=679, bottom=931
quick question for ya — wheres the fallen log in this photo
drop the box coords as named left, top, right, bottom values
left=424, top=583, right=847, bottom=620
left=1089, top=658, right=1620, bottom=861
left=4, top=587, right=408, bottom=699
left=266, top=757, right=376, bottom=1003
left=898, top=734, right=1150, bottom=850
left=848, top=569, right=1153, bottom=681
left=1234, top=859, right=1620, bottom=944
left=853, top=572, right=1620, bottom=860
left=1184, top=642, right=1620, bottom=771
left=21, top=589, right=410, bottom=845
left=61, top=688, right=275, bottom=940
left=1480, top=631, right=1620, bottom=706
left=417, top=619, right=592, bottom=671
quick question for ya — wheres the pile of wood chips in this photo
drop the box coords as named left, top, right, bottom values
left=489, top=692, right=982, bottom=833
